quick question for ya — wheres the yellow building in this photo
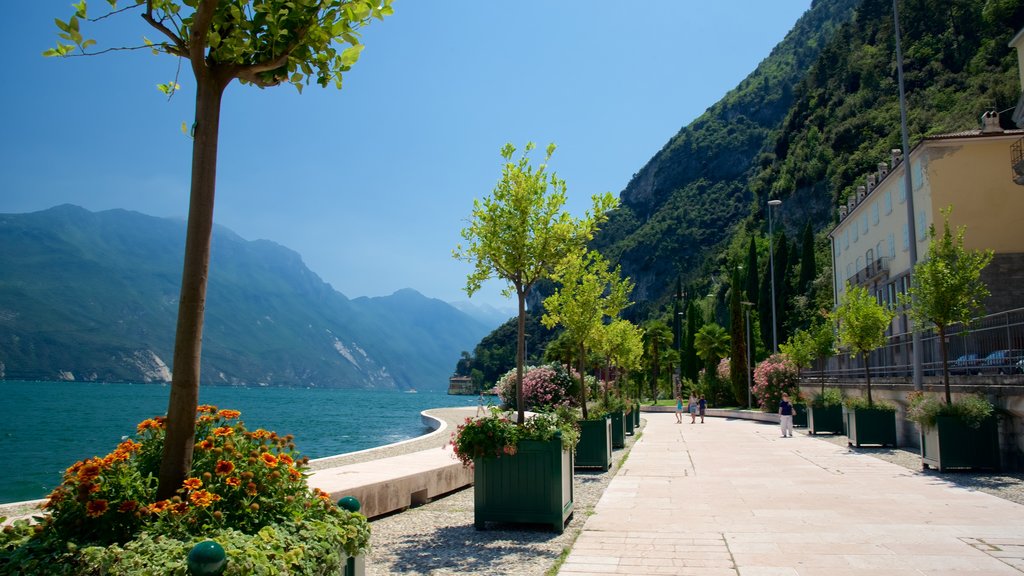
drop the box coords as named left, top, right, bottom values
left=829, top=116, right=1024, bottom=318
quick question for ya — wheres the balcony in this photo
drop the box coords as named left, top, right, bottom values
left=1013, top=135, right=1024, bottom=186
left=847, top=257, right=890, bottom=287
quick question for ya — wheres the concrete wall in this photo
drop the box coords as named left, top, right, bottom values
left=798, top=377, right=1024, bottom=470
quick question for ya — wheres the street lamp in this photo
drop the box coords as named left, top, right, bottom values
left=768, top=199, right=783, bottom=353
left=741, top=301, right=754, bottom=409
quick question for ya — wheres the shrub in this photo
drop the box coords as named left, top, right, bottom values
left=906, top=392, right=994, bottom=429
left=752, top=354, right=800, bottom=411
left=449, top=409, right=579, bottom=467
left=0, top=406, right=369, bottom=574
left=496, top=364, right=580, bottom=411
left=843, top=395, right=897, bottom=412
left=810, top=387, right=843, bottom=408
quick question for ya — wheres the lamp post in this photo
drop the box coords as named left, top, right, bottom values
left=741, top=301, right=754, bottom=409
left=768, top=199, right=783, bottom=353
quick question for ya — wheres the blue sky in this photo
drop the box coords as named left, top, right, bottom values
left=4, top=1, right=812, bottom=311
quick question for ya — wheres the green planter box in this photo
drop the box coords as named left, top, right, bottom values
left=793, top=404, right=807, bottom=428
left=920, top=415, right=1000, bottom=472
left=808, top=405, right=844, bottom=435
left=575, top=416, right=612, bottom=470
left=846, top=408, right=897, bottom=447
left=625, top=410, right=635, bottom=435
left=633, top=404, right=640, bottom=428
left=609, top=410, right=625, bottom=448
left=342, top=555, right=365, bottom=576
left=473, top=436, right=574, bottom=533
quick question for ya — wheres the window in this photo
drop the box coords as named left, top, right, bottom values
left=887, top=233, right=895, bottom=259
left=912, top=159, right=923, bottom=190
left=835, top=237, right=841, bottom=257
left=844, top=229, right=850, bottom=249
left=898, top=180, right=906, bottom=203
left=902, top=223, right=909, bottom=251
left=888, top=282, right=896, bottom=304
left=847, top=263, right=854, bottom=280
left=853, top=223, right=859, bottom=242
left=856, top=256, right=863, bottom=273
left=884, top=190, right=892, bottom=214
left=872, top=202, right=879, bottom=225
left=861, top=214, right=869, bottom=234
left=917, top=210, right=927, bottom=241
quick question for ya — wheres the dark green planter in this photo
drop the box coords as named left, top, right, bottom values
left=609, top=410, right=625, bottom=448
left=633, top=404, right=640, bottom=428
left=808, top=405, right=844, bottom=435
left=793, top=404, right=808, bottom=428
left=575, top=416, right=612, bottom=470
left=473, top=436, right=574, bottom=533
left=920, top=415, right=1000, bottom=472
left=846, top=408, right=897, bottom=447
left=625, top=409, right=635, bottom=435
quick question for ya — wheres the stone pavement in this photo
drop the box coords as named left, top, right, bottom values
left=559, top=411, right=1024, bottom=576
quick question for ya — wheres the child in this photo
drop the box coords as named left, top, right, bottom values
left=779, top=392, right=794, bottom=438
left=689, top=393, right=698, bottom=424
left=675, top=395, right=683, bottom=423
left=698, top=394, right=707, bottom=423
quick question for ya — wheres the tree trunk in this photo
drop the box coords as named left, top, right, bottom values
left=939, top=324, right=951, bottom=405
left=578, top=342, right=588, bottom=419
left=864, top=353, right=872, bottom=406
left=157, top=74, right=229, bottom=499
left=516, top=288, right=526, bottom=425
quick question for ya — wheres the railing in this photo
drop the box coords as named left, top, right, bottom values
left=1012, top=135, right=1024, bottom=185
left=804, top=307, right=1024, bottom=380
left=846, top=257, right=890, bottom=288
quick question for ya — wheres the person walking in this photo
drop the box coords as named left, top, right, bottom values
left=688, top=393, right=698, bottom=424
left=698, top=394, right=707, bottom=423
left=779, top=392, right=794, bottom=437
left=675, top=394, right=683, bottom=423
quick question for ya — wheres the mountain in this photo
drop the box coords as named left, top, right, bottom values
left=448, top=300, right=515, bottom=328
left=0, top=205, right=491, bottom=389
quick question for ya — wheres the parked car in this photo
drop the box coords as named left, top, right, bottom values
left=980, top=350, right=1024, bottom=374
left=950, top=353, right=981, bottom=375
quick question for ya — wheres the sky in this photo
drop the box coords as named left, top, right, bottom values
left=4, top=1, right=813, bottom=312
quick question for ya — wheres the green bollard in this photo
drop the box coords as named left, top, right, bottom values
left=187, top=540, right=227, bottom=576
left=337, top=495, right=361, bottom=513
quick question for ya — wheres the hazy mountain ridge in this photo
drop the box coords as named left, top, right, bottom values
left=0, top=205, right=492, bottom=389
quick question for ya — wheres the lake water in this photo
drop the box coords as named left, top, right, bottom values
left=0, top=381, right=483, bottom=505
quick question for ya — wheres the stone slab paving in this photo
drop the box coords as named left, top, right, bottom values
left=559, top=412, right=1024, bottom=576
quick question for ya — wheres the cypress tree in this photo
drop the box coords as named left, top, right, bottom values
left=798, top=221, right=816, bottom=296
left=745, top=235, right=759, bottom=306
left=728, top=267, right=747, bottom=405
left=683, top=299, right=702, bottom=382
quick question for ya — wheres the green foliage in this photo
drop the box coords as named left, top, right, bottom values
left=728, top=268, right=748, bottom=405
left=694, top=323, right=730, bottom=371
left=843, top=395, right=896, bottom=412
left=751, top=354, right=800, bottom=411
left=450, top=409, right=579, bottom=467
left=0, top=408, right=368, bottom=573
left=494, top=364, right=580, bottom=412
left=906, top=391, right=994, bottom=429
left=834, top=284, right=895, bottom=359
left=779, top=316, right=834, bottom=371
left=810, top=387, right=843, bottom=408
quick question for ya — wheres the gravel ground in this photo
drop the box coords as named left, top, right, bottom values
left=365, top=411, right=643, bottom=576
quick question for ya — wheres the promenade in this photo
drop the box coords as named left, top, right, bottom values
left=560, top=412, right=1024, bottom=576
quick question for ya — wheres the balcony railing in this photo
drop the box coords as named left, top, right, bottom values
left=846, top=257, right=890, bottom=287
left=1012, top=135, right=1024, bottom=186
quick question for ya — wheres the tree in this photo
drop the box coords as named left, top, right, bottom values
left=642, top=322, right=672, bottom=401
left=798, top=221, right=817, bottom=297
left=541, top=249, right=632, bottom=418
left=745, top=235, right=760, bottom=306
left=694, top=323, right=730, bottom=375
left=48, top=0, right=394, bottom=499
left=728, top=268, right=747, bottom=405
left=457, top=143, right=616, bottom=424
left=602, top=318, right=644, bottom=399
left=905, top=208, right=993, bottom=404
left=682, top=299, right=702, bottom=382
left=833, top=284, right=896, bottom=406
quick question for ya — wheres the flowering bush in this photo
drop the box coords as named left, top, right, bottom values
left=450, top=408, right=579, bottom=467
left=496, top=364, right=579, bottom=411
left=752, top=354, right=800, bottom=411
left=0, top=406, right=369, bottom=574
left=716, top=358, right=730, bottom=381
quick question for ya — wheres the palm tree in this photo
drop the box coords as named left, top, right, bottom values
left=695, top=323, right=731, bottom=374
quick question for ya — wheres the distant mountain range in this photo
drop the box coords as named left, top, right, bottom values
left=0, top=205, right=495, bottom=390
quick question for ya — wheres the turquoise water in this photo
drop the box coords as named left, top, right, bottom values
left=0, top=381, right=483, bottom=505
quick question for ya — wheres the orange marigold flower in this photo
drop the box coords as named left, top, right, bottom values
left=250, top=429, right=272, bottom=440
left=181, top=478, right=203, bottom=491
left=197, top=405, right=218, bottom=414
left=118, top=500, right=138, bottom=513
left=213, top=426, right=234, bottom=437
left=189, top=490, right=221, bottom=508
left=77, top=461, right=103, bottom=483
left=172, top=501, right=189, bottom=515
left=198, top=415, right=215, bottom=424
left=86, top=500, right=109, bottom=517
left=215, top=460, right=235, bottom=475
left=148, top=500, right=171, bottom=513
left=278, top=453, right=294, bottom=466
left=196, top=439, right=215, bottom=450
left=246, top=482, right=258, bottom=496
left=217, top=409, right=241, bottom=420
left=225, top=477, right=241, bottom=488
left=288, top=467, right=302, bottom=481
left=136, top=418, right=165, bottom=433
left=260, top=453, right=278, bottom=468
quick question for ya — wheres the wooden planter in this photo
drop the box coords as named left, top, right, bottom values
left=808, top=405, right=844, bottom=435
left=609, top=410, right=625, bottom=448
left=793, top=404, right=808, bottom=428
left=846, top=408, right=897, bottom=447
left=920, top=415, right=1000, bottom=472
left=575, top=416, right=612, bottom=470
left=624, top=409, right=635, bottom=435
left=473, top=436, right=574, bottom=533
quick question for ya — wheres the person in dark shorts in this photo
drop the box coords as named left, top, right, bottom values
left=698, top=395, right=707, bottom=423
left=779, top=393, right=794, bottom=437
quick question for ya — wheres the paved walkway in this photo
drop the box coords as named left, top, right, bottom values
left=559, top=412, right=1024, bottom=576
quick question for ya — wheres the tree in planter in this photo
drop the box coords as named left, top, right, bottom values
left=904, top=208, right=993, bottom=405
left=833, top=284, right=896, bottom=406
left=456, top=143, right=616, bottom=425
left=602, top=318, right=644, bottom=402
left=540, top=249, right=631, bottom=419
left=779, top=315, right=834, bottom=393
left=47, top=0, right=394, bottom=499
